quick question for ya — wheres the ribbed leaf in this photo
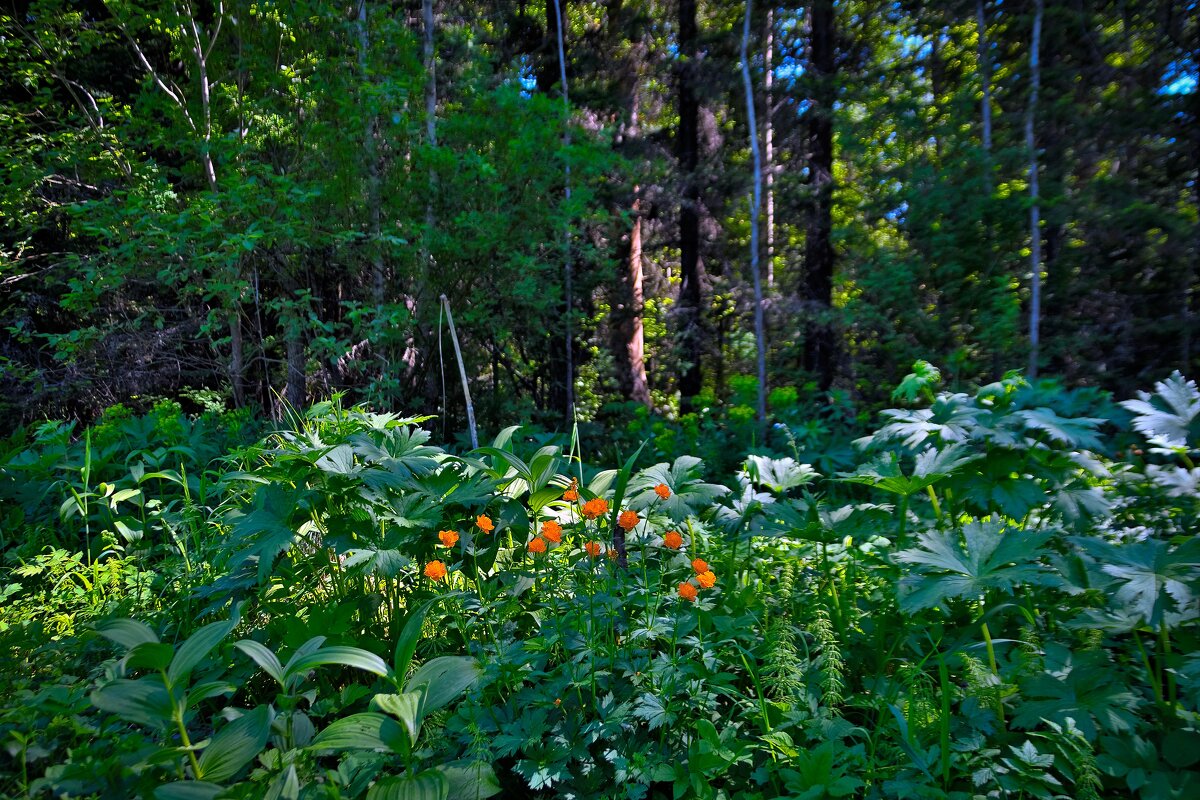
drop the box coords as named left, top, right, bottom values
left=284, top=646, right=390, bottom=684
left=310, top=712, right=407, bottom=753
left=153, top=781, right=225, bottom=800
left=366, top=770, right=449, bottom=800
left=168, top=619, right=235, bottom=686
left=197, top=705, right=271, bottom=783
left=405, top=656, right=480, bottom=715
left=96, top=618, right=159, bottom=650
left=234, top=640, right=284, bottom=685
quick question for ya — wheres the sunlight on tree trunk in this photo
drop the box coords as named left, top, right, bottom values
left=741, top=0, right=767, bottom=434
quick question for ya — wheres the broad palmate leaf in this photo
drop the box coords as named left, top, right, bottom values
left=1119, top=371, right=1200, bottom=448
left=895, top=521, right=1055, bottom=612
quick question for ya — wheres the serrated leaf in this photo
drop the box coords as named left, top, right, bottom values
left=1120, top=371, right=1200, bottom=447
left=896, top=522, right=1055, bottom=612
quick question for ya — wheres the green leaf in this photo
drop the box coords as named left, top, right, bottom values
left=153, top=782, right=226, bottom=800
left=394, top=596, right=444, bottom=678
left=197, top=705, right=272, bottom=783
left=1120, top=371, right=1200, bottom=447
left=1018, top=407, right=1105, bottom=451
left=96, top=618, right=160, bottom=650
left=742, top=455, right=819, bottom=493
left=92, top=678, right=173, bottom=729
left=284, top=645, right=391, bottom=685
left=126, top=642, right=176, bottom=672
left=895, top=521, right=1055, bottom=612
left=438, top=761, right=502, bottom=800
left=405, top=656, right=481, bottom=715
left=310, top=712, right=408, bottom=753
left=168, top=619, right=235, bottom=686
left=366, top=770, right=449, bottom=800
left=1075, top=536, right=1200, bottom=627
left=371, top=691, right=423, bottom=749
left=892, top=360, right=942, bottom=403
left=234, top=640, right=284, bottom=685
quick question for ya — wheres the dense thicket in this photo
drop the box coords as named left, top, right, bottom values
left=2, top=0, right=1198, bottom=429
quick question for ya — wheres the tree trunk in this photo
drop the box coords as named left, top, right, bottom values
left=553, top=0, right=574, bottom=420
left=612, top=22, right=650, bottom=408
left=804, top=0, right=836, bottom=390
left=977, top=0, right=992, bottom=166
left=764, top=6, right=775, bottom=290
left=677, top=0, right=703, bottom=411
left=741, top=0, right=767, bottom=433
left=285, top=317, right=306, bottom=412
left=358, top=0, right=383, bottom=311
left=230, top=309, right=245, bottom=407
left=1027, top=0, right=1043, bottom=378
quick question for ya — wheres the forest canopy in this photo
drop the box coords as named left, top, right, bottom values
left=2, top=0, right=1197, bottom=431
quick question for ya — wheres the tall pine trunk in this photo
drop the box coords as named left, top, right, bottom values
left=677, top=0, right=703, bottom=411
left=804, top=0, right=836, bottom=390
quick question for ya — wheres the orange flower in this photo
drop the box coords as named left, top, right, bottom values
left=476, top=514, right=495, bottom=533
left=563, top=478, right=579, bottom=502
left=696, top=570, right=717, bottom=589
left=528, top=537, right=547, bottom=554
left=582, top=497, right=609, bottom=520
left=678, top=582, right=698, bottom=602
left=662, top=531, right=683, bottom=550
left=424, top=561, right=448, bottom=581
left=691, top=558, right=709, bottom=574
left=654, top=483, right=671, bottom=500
left=540, top=520, right=563, bottom=543
left=606, top=548, right=618, bottom=560
left=617, top=510, right=640, bottom=531
left=584, top=541, right=602, bottom=557
left=438, top=530, right=459, bottom=548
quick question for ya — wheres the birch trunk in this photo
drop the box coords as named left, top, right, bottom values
left=741, top=0, right=767, bottom=431
left=1027, top=0, right=1043, bottom=377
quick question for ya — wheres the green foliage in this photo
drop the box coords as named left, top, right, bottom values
left=3, top=371, right=1200, bottom=798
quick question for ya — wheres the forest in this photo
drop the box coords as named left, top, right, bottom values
left=2, top=0, right=1199, bottom=798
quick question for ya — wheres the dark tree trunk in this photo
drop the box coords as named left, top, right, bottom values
left=677, top=0, right=703, bottom=411
left=803, top=0, right=836, bottom=390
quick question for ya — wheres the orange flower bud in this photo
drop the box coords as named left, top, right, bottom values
left=678, top=582, right=698, bottom=602
left=584, top=541, right=602, bottom=557
left=528, top=537, right=547, bottom=554
left=654, top=483, right=671, bottom=500
left=691, top=558, right=709, bottom=574
left=696, top=570, right=717, bottom=589
left=662, top=531, right=683, bottom=550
